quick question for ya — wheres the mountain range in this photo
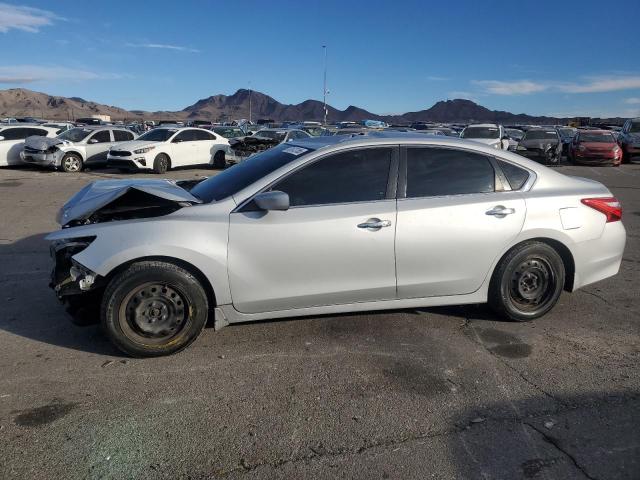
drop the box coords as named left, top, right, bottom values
left=0, top=88, right=624, bottom=125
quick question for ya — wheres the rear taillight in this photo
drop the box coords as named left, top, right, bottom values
left=581, top=197, right=622, bottom=222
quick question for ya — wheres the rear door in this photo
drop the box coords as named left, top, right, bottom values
left=228, top=146, right=399, bottom=313
left=395, top=146, right=526, bottom=298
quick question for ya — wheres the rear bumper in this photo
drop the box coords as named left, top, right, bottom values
left=572, top=221, right=626, bottom=290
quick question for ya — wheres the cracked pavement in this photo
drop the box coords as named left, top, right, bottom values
left=0, top=162, right=639, bottom=479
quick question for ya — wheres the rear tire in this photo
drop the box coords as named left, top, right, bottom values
left=153, top=153, right=169, bottom=174
left=101, top=261, right=209, bottom=357
left=60, top=153, right=83, bottom=173
left=213, top=151, right=226, bottom=169
left=488, top=241, right=564, bottom=322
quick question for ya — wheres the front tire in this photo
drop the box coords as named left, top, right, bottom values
left=488, top=242, right=565, bottom=322
left=153, top=153, right=169, bottom=174
left=60, top=153, right=83, bottom=173
left=101, top=261, right=209, bottom=357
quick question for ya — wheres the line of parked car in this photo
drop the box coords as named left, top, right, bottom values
left=1, top=116, right=639, bottom=173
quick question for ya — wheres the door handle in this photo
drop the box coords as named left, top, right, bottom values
left=486, top=205, right=516, bottom=217
left=357, top=218, right=392, bottom=230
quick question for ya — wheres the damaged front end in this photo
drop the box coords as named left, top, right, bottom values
left=229, top=136, right=280, bottom=161
left=49, top=178, right=207, bottom=324
left=57, top=178, right=204, bottom=227
left=49, top=237, right=103, bottom=325
left=21, top=135, right=65, bottom=167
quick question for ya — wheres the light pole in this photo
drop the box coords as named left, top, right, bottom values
left=322, top=45, right=328, bottom=125
left=248, top=81, right=252, bottom=124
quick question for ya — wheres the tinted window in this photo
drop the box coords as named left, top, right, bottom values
left=273, top=148, right=392, bottom=207
left=193, top=130, right=214, bottom=141
left=0, top=128, right=47, bottom=140
left=497, top=160, right=529, bottom=190
left=523, top=130, right=558, bottom=141
left=113, top=130, right=134, bottom=142
left=90, top=130, right=111, bottom=143
left=174, top=130, right=197, bottom=142
left=406, top=148, right=494, bottom=198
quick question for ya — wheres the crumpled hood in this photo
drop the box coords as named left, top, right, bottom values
left=24, top=135, right=64, bottom=151
left=55, top=178, right=202, bottom=226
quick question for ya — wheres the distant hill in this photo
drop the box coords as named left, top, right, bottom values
left=0, top=87, right=626, bottom=125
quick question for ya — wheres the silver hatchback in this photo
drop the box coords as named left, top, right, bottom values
left=47, top=133, right=626, bottom=356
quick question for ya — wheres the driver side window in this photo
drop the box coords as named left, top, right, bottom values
left=271, top=148, right=392, bottom=207
left=90, top=130, right=111, bottom=143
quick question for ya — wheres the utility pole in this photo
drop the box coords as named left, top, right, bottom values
left=248, top=81, right=252, bottom=124
left=322, top=45, right=328, bottom=125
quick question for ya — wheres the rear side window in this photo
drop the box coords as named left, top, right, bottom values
left=405, top=148, right=495, bottom=198
left=0, top=128, right=47, bottom=140
left=114, top=130, right=134, bottom=141
left=497, top=160, right=530, bottom=190
left=174, top=130, right=197, bottom=142
left=90, top=130, right=111, bottom=143
left=193, top=130, right=215, bottom=141
left=273, top=148, right=392, bottom=207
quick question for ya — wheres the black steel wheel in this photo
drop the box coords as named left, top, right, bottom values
left=489, top=241, right=564, bottom=322
left=102, top=261, right=209, bottom=357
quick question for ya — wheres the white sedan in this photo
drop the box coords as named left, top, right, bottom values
left=107, top=127, right=230, bottom=173
left=0, top=125, right=60, bottom=166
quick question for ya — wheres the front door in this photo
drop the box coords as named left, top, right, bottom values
left=395, top=146, right=526, bottom=298
left=228, top=146, right=398, bottom=314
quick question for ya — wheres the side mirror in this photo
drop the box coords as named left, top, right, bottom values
left=88, top=138, right=98, bottom=144
left=254, top=191, right=290, bottom=211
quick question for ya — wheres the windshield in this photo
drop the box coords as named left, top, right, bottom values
left=255, top=130, right=286, bottom=141
left=190, top=143, right=315, bottom=202
left=461, top=127, right=499, bottom=139
left=138, top=129, right=176, bottom=142
left=57, top=128, right=92, bottom=142
left=213, top=127, right=243, bottom=138
left=523, top=130, right=558, bottom=141
left=629, top=121, right=640, bottom=133
left=579, top=133, right=615, bottom=143
left=506, top=129, right=523, bottom=140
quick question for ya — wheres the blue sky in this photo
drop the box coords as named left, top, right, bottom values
left=1, top=0, right=639, bottom=117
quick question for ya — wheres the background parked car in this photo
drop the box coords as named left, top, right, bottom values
left=252, top=128, right=312, bottom=143
left=212, top=126, right=246, bottom=139
left=21, top=126, right=136, bottom=172
left=515, top=128, right=562, bottom=165
left=41, top=122, right=75, bottom=134
left=460, top=124, right=509, bottom=150
left=107, top=127, right=230, bottom=173
left=0, top=125, right=59, bottom=166
left=619, top=118, right=640, bottom=164
left=568, top=130, right=622, bottom=166
left=557, top=127, right=577, bottom=156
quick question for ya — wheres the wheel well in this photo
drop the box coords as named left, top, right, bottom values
left=497, top=238, right=576, bottom=291
left=102, top=256, right=217, bottom=310
left=62, top=150, right=83, bottom=160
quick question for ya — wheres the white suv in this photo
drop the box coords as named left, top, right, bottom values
left=21, top=126, right=136, bottom=172
left=107, top=127, right=231, bottom=173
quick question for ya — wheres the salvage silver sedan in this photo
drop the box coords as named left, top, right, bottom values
left=47, top=133, right=626, bottom=357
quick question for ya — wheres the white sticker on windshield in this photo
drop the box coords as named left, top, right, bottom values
left=282, top=147, right=308, bottom=156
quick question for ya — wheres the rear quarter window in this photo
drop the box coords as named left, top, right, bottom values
left=497, top=160, right=530, bottom=190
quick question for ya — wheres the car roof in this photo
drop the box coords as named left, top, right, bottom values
left=467, top=123, right=500, bottom=128
left=71, top=125, right=129, bottom=131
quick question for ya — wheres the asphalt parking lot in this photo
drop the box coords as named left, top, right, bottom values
left=0, top=162, right=638, bottom=480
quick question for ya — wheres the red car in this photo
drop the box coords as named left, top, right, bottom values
left=568, top=130, right=622, bottom=166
